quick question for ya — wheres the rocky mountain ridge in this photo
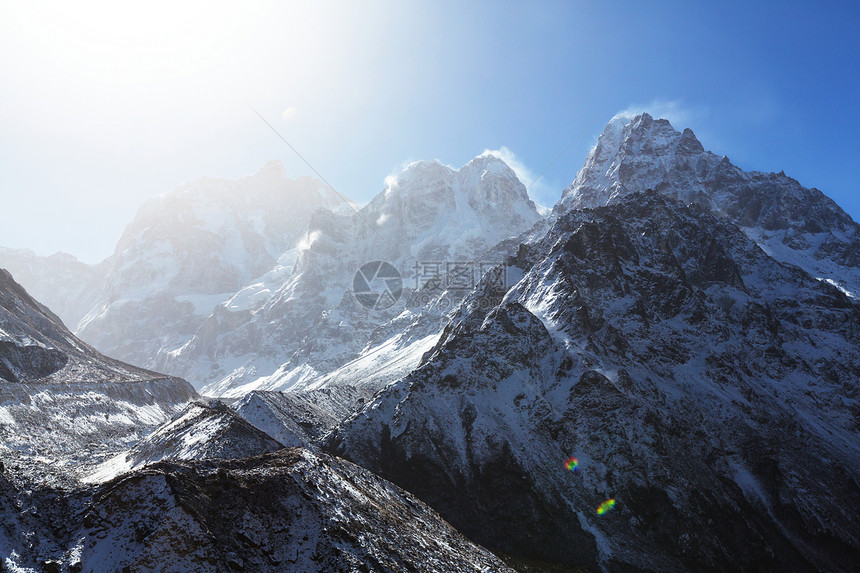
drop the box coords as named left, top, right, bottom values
left=3, top=448, right=515, bottom=572
left=0, top=270, right=514, bottom=573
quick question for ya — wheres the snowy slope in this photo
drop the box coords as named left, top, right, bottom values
left=331, top=191, right=860, bottom=571
left=85, top=400, right=284, bottom=483
left=3, top=449, right=515, bottom=573
left=0, top=267, right=197, bottom=489
left=75, top=161, right=346, bottom=371
left=557, top=112, right=860, bottom=298
left=234, top=386, right=374, bottom=449
left=165, top=153, right=543, bottom=395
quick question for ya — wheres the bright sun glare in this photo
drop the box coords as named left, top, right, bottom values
left=0, top=0, right=352, bottom=166
left=3, top=1, right=271, bottom=86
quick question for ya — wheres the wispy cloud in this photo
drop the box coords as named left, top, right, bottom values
left=382, top=158, right=417, bottom=195
left=481, top=146, right=554, bottom=207
left=614, top=99, right=707, bottom=127
left=382, top=149, right=558, bottom=208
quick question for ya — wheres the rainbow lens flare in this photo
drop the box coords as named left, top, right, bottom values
left=564, top=457, right=579, bottom=471
left=596, top=498, right=616, bottom=515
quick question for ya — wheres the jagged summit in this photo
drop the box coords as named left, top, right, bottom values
left=557, top=112, right=718, bottom=212
left=386, top=159, right=450, bottom=188
left=364, top=152, right=541, bottom=260
left=557, top=112, right=860, bottom=298
left=256, top=157, right=288, bottom=178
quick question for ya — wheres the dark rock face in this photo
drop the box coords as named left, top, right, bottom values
left=0, top=341, right=67, bottom=382
left=0, top=267, right=79, bottom=366
left=0, top=267, right=175, bottom=384
left=331, top=192, right=860, bottom=572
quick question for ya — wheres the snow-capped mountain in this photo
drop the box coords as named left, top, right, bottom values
left=74, top=160, right=347, bottom=371
left=164, top=153, right=543, bottom=395
left=0, top=267, right=197, bottom=488
left=6, top=111, right=859, bottom=572
left=558, top=112, right=860, bottom=298
left=0, top=246, right=107, bottom=331
left=330, top=188, right=860, bottom=570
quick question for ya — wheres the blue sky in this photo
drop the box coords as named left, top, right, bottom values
left=1, top=0, right=858, bottom=263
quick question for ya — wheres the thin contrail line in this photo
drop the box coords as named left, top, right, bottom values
left=251, top=107, right=356, bottom=210
left=251, top=107, right=388, bottom=246
left=525, top=116, right=602, bottom=192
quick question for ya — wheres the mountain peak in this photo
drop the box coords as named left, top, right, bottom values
left=606, top=111, right=681, bottom=140
left=554, top=112, right=860, bottom=301
left=602, top=111, right=676, bottom=138
left=254, top=158, right=287, bottom=179
left=678, top=126, right=705, bottom=154
left=383, top=153, right=522, bottom=201
left=556, top=113, right=706, bottom=214
left=470, top=151, right=517, bottom=173
left=384, top=159, right=452, bottom=195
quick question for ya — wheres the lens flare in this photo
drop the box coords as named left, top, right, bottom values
left=596, top=498, right=616, bottom=515
left=564, top=457, right=579, bottom=471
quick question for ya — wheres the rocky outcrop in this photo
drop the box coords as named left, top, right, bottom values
left=84, top=401, right=285, bottom=483
left=234, top=387, right=373, bottom=449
